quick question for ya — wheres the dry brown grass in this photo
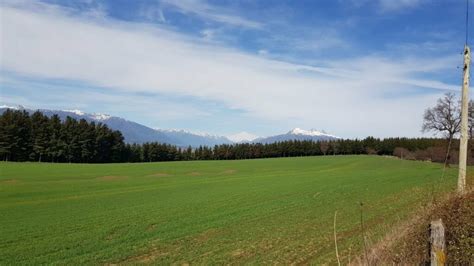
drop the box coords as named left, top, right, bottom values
left=1, top=179, right=19, bottom=184
left=97, top=175, right=127, bottom=181
left=147, top=173, right=171, bottom=177
left=221, top=169, right=237, bottom=174
left=187, top=172, right=202, bottom=176
left=357, top=190, right=474, bottom=265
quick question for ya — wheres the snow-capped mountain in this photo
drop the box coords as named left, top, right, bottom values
left=252, top=128, right=339, bottom=144
left=227, top=131, right=258, bottom=143
left=160, top=129, right=233, bottom=147
left=62, top=109, right=111, bottom=121
left=0, top=104, right=21, bottom=110
left=1, top=105, right=339, bottom=146
left=0, top=105, right=231, bottom=147
left=288, top=128, right=340, bottom=139
left=62, top=109, right=85, bottom=116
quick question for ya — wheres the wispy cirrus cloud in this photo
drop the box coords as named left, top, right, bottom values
left=348, top=0, right=425, bottom=13
left=160, top=0, right=262, bottom=29
left=139, top=6, right=166, bottom=23
left=0, top=1, right=460, bottom=137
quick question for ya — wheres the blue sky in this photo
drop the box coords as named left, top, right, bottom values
left=0, top=0, right=471, bottom=140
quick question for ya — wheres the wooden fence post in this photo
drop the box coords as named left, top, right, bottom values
left=430, top=219, right=446, bottom=266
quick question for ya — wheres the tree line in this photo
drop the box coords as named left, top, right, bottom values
left=123, top=137, right=445, bottom=163
left=0, top=109, right=125, bottom=163
left=1, top=109, right=456, bottom=163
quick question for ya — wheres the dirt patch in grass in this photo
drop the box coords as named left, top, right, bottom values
left=121, top=229, right=222, bottom=264
left=147, top=224, right=157, bottom=232
left=1, top=179, right=19, bottom=185
left=120, top=238, right=190, bottom=263
left=193, top=229, right=221, bottom=243
left=221, top=169, right=237, bottom=174
left=231, top=249, right=246, bottom=258
left=467, top=173, right=474, bottom=187
left=124, top=248, right=170, bottom=264
left=187, top=172, right=202, bottom=176
left=124, top=236, right=227, bottom=264
left=148, top=173, right=171, bottom=177
left=362, top=191, right=474, bottom=265
left=97, top=175, right=127, bottom=181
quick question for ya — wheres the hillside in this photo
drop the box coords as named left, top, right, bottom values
left=252, top=128, right=339, bottom=143
left=0, top=106, right=232, bottom=147
left=0, top=106, right=338, bottom=147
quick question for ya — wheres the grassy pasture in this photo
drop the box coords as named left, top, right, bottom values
left=0, top=156, right=458, bottom=264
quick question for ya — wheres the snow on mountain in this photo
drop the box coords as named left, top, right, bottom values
left=228, top=131, right=258, bottom=143
left=162, top=129, right=220, bottom=139
left=0, top=104, right=20, bottom=110
left=253, top=128, right=339, bottom=144
left=159, top=129, right=233, bottom=146
left=91, top=113, right=112, bottom=120
left=62, top=109, right=111, bottom=121
left=63, top=109, right=85, bottom=116
left=0, top=105, right=231, bottom=147
left=288, top=128, right=340, bottom=139
left=0, top=105, right=340, bottom=146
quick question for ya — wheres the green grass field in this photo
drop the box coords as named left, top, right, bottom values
left=0, top=156, right=459, bottom=264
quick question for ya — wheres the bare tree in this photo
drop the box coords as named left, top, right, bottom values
left=393, top=147, right=409, bottom=159
left=422, top=93, right=461, bottom=157
left=320, top=141, right=329, bottom=155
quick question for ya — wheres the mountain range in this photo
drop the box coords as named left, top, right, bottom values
left=0, top=105, right=340, bottom=146
left=253, top=128, right=339, bottom=144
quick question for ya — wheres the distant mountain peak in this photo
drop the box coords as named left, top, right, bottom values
left=290, top=128, right=324, bottom=136
left=252, top=128, right=339, bottom=144
left=62, top=109, right=111, bottom=121
left=162, top=128, right=205, bottom=136
left=0, top=104, right=22, bottom=110
left=288, top=128, right=340, bottom=139
left=161, top=129, right=225, bottom=139
left=0, top=104, right=341, bottom=146
left=63, top=109, right=85, bottom=116
left=91, top=113, right=111, bottom=121
left=228, top=131, right=258, bottom=142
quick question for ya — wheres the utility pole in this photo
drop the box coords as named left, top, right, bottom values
left=458, top=45, right=471, bottom=194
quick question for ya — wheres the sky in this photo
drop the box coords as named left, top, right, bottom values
left=0, top=0, right=471, bottom=140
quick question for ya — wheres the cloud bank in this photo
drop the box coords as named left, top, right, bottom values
left=0, top=2, right=460, bottom=138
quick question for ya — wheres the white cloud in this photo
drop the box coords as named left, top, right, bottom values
left=256, top=28, right=348, bottom=55
left=0, top=78, right=213, bottom=127
left=81, top=1, right=108, bottom=19
left=0, top=3, right=460, bottom=138
left=140, top=6, right=166, bottom=23
left=160, top=0, right=262, bottom=29
left=200, top=29, right=215, bottom=40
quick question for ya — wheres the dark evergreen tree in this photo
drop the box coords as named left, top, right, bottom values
left=0, top=109, right=463, bottom=164
left=47, top=115, right=64, bottom=162
left=30, top=111, right=50, bottom=162
left=0, top=109, right=16, bottom=161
